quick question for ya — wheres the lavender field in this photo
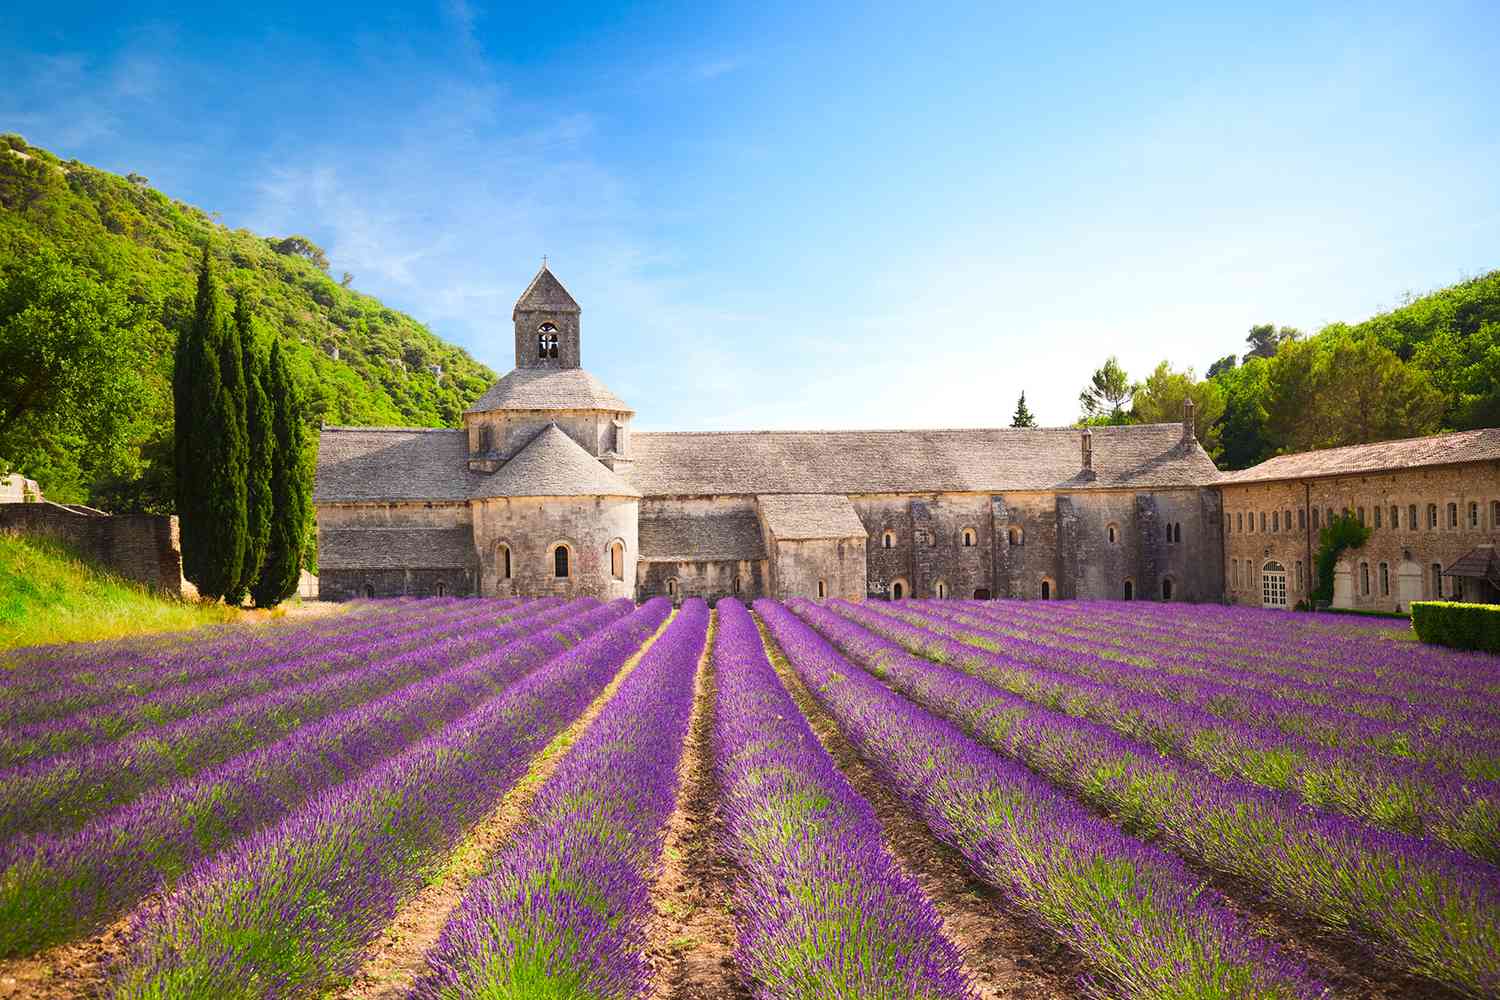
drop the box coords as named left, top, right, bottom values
left=1, top=597, right=1496, bottom=999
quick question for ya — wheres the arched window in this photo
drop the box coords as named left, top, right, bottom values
left=1427, top=504, right=1438, bottom=529
left=732, top=576, right=742, bottom=595
left=1298, top=509, right=1307, bottom=531
left=1284, top=508, right=1292, bottom=531
left=609, top=540, right=625, bottom=581
left=1379, top=562, right=1390, bottom=596
left=890, top=578, right=908, bottom=600
left=1468, top=502, right=1478, bottom=528
left=478, top=425, right=494, bottom=453
left=1356, top=507, right=1365, bottom=527
left=1374, top=506, right=1382, bottom=529
left=435, top=582, right=446, bottom=597
left=882, top=529, right=896, bottom=549
left=1296, top=561, right=1304, bottom=592
left=363, top=583, right=375, bottom=599
left=1389, top=505, right=1399, bottom=529
left=1359, top=561, right=1370, bottom=596
left=1408, top=504, right=1418, bottom=531
left=497, top=543, right=513, bottom=580
left=1272, top=511, right=1280, bottom=533
left=817, top=579, right=827, bottom=599
left=1174, top=523, right=1183, bottom=543
left=1008, top=526, right=1023, bottom=546
left=1161, top=577, right=1174, bottom=601
left=1492, top=500, right=1500, bottom=528
left=934, top=580, right=948, bottom=599
left=1040, top=578, right=1053, bottom=600
left=1123, top=579, right=1134, bottom=600
left=1311, top=508, right=1319, bottom=529
left=552, top=544, right=570, bottom=578
left=667, top=577, right=678, bottom=597
left=1237, top=512, right=1244, bottom=533
left=537, top=322, right=559, bottom=359
left=1106, top=523, right=1118, bottom=544
left=961, top=528, right=977, bottom=548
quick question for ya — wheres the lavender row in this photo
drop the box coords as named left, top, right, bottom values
left=825, top=601, right=1500, bottom=862
left=710, top=599, right=972, bottom=1000
left=109, top=598, right=672, bottom=999
left=937, top=601, right=1500, bottom=731
left=414, top=598, right=709, bottom=998
left=0, top=598, right=594, bottom=847
left=0, top=599, right=632, bottom=958
left=874, top=602, right=1500, bottom=781
left=798, top=603, right=1500, bottom=997
left=754, top=600, right=1324, bottom=1000
left=0, top=597, right=420, bottom=693
left=0, top=597, right=524, bottom=732
left=0, top=599, right=541, bottom=766
left=986, top=600, right=1500, bottom=697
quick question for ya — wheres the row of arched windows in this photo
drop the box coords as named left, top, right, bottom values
left=880, top=527, right=985, bottom=549
left=494, top=539, right=627, bottom=582
left=1231, top=499, right=1498, bottom=536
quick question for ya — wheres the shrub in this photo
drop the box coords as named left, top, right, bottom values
left=1411, top=601, right=1500, bottom=652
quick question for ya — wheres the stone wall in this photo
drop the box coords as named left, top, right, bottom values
left=637, top=558, right=766, bottom=604
left=319, top=567, right=475, bottom=601
left=472, top=495, right=638, bottom=601
left=465, top=408, right=629, bottom=467
left=1222, top=462, right=1500, bottom=612
left=0, top=502, right=183, bottom=594
left=766, top=536, right=865, bottom=601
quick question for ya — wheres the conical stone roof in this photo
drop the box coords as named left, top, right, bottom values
left=480, top=423, right=642, bottom=499
left=464, top=367, right=632, bottom=415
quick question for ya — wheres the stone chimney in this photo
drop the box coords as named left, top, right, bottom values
left=1080, top=427, right=1097, bottom=481
left=1182, top=397, right=1197, bottom=447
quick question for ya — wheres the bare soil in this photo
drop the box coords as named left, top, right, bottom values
left=338, top=611, right=677, bottom=999
left=0, top=909, right=136, bottom=999
left=756, top=617, right=1088, bottom=1000
left=643, top=613, right=753, bottom=1000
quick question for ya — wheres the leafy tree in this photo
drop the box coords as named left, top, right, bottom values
left=0, top=247, right=145, bottom=497
left=1213, top=358, right=1273, bottom=470
left=1243, top=323, right=1301, bottom=363
left=1131, top=362, right=1226, bottom=458
left=1206, top=354, right=1237, bottom=380
left=252, top=338, right=311, bottom=608
left=1010, top=391, right=1037, bottom=428
left=1078, top=356, right=1135, bottom=424
left=236, top=295, right=274, bottom=604
left=269, top=235, right=329, bottom=272
left=1312, top=512, right=1371, bottom=607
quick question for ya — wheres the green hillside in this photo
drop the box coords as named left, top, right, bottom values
left=0, top=135, right=494, bottom=509
left=0, top=532, right=239, bottom=651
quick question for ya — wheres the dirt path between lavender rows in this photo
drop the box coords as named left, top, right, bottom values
left=755, top=615, right=1087, bottom=1000
left=337, top=611, right=677, bottom=999
left=643, top=612, right=751, bottom=1000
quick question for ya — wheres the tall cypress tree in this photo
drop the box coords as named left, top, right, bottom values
left=175, top=248, right=224, bottom=592
left=252, top=337, right=311, bottom=608
left=234, top=295, right=274, bottom=605
left=197, top=286, right=249, bottom=600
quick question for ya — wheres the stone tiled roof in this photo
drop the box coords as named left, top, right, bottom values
left=486, top=423, right=642, bottom=498
left=1220, top=429, right=1500, bottom=485
left=464, top=368, right=632, bottom=415
left=628, top=424, right=1217, bottom=496
left=757, top=494, right=868, bottom=540
left=513, top=264, right=580, bottom=316
left=319, top=527, right=476, bottom=570
left=314, top=424, right=640, bottom=502
left=639, top=507, right=767, bottom=561
left=314, top=427, right=477, bottom=503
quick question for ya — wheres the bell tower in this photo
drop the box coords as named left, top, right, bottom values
left=513, top=261, right=582, bottom=369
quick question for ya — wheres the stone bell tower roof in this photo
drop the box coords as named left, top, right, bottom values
left=513, top=262, right=580, bottom=318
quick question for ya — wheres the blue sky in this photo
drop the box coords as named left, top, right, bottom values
left=4, top=2, right=1498, bottom=430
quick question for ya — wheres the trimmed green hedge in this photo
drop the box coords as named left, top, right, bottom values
left=1412, top=601, right=1500, bottom=652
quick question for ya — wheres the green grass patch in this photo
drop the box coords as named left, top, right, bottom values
left=0, top=531, right=237, bottom=653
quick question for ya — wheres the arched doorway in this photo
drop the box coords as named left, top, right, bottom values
left=890, top=579, right=907, bottom=600
left=1123, top=579, right=1134, bottom=601
left=363, top=583, right=375, bottom=599
left=1262, top=561, right=1287, bottom=609
left=1160, top=577, right=1174, bottom=601
left=1040, top=579, right=1052, bottom=600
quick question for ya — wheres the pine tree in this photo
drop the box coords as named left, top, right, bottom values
left=252, top=337, right=311, bottom=608
left=197, top=284, right=249, bottom=601
left=1010, top=391, right=1037, bottom=428
left=235, top=295, right=274, bottom=604
left=175, top=248, right=224, bottom=592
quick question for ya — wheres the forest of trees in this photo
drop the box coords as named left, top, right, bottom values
left=0, top=134, right=495, bottom=511
left=1069, top=270, right=1500, bottom=469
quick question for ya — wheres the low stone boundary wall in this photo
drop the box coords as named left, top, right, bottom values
left=0, top=502, right=184, bottom=596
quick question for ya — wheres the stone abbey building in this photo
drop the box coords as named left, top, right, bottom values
left=314, top=265, right=1497, bottom=612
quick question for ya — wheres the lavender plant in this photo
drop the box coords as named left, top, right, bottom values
left=109, top=599, right=672, bottom=999
left=412, top=598, right=710, bottom=999
left=712, top=598, right=974, bottom=1000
